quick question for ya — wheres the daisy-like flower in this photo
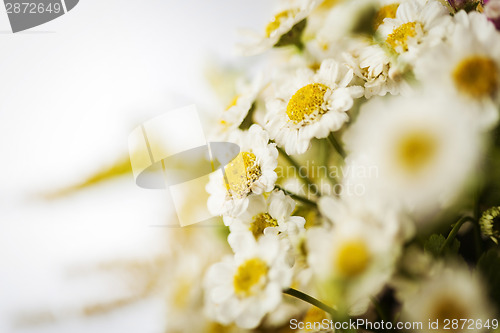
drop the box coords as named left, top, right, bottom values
left=237, top=0, right=319, bottom=56
left=204, top=233, right=293, bottom=329
left=343, top=94, right=483, bottom=219
left=344, top=41, right=412, bottom=98
left=265, top=59, right=364, bottom=155
left=307, top=196, right=403, bottom=315
left=415, top=10, right=500, bottom=129
left=206, top=124, right=278, bottom=217
left=212, top=74, right=265, bottom=141
left=225, top=190, right=306, bottom=239
left=400, top=264, right=495, bottom=333
left=377, top=0, right=451, bottom=63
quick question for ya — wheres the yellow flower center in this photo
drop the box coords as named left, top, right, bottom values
left=286, top=83, right=329, bottom=123
left=265, top=9, right=297, bottom=37
left=452, top=56, right=499, bottom=99
left=250, top=213, right=278, bottom=239
left=336, top=240, right=371, bottom=278
left=431, top=296, right=468, bottom=331
left=303, top=306, right=328, bottom=331
left=396, top=131, right=438, bottom=175
left=224, top=152, right=262, bottom=199
left=386, top=21, right=418, bottom=52
left=374, top=3, right=399, bottom=30
left=233, top=258, right=268, bottom=297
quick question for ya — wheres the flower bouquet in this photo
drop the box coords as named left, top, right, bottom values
left=163, top=0, right=500, bottom=332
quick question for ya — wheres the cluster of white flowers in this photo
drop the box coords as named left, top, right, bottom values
left=196, top=0, right=500, bottom=331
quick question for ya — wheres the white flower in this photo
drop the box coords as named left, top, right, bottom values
left=212, top=74, right=265, bottom=141
left=225, top=190, right=306, bottom=239
left=400, top=263, right=495, bottom=332
left=342, top=94, right=483, bottom=219
left=344, top=41, right=413, bottom=98
left=265, top=59, right=364, bottom=155
left=237, top=0, right=318, bottom=56
left=206, top=124, right=278, bottom=217
left=204, top=233, right=293, bottom=329
left=377, top=0, right=451, bottom=63
left=415, top=10, right=500, bottom=129
left=307, top=196, right=403, bottom=315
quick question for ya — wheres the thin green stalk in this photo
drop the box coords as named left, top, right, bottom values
left=327, top=133, right=346, bottom=159
left=283, top=288, right=336, bottom=318
left=275, top=185, right=317, bottom=208
left=439, top=216, right=474, bottom=255
left=277, top=146, right=316, bottom=189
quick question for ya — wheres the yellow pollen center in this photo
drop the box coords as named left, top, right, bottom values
left=374, top=4, right=399, bottom=30
left=250, top=213, right=278, bottom=239
left=452, top=56, right=499, bottom=99
left=286, top=83, right=329, bottom=123
left=224, top=152, right=261, bottom=198
left=233, top=258, right=268, bottom=297
left=431, top=296, right=468, bottom=332
left=265, top=9, right=297, bottom=37
left=336, top=240, right=371, bottom=278
left=386, top=21, right=418, bottom=52
left=303, top=307, right=329, bottom=331
left=396, top=131, right=438, bottom=175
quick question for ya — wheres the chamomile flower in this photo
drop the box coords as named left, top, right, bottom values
left=265, top=59, right=364, bottom=155
left=237, top=0, right=319, bottom=56
left=377, top=0, right=451, bottom=63
left=400, top=264, right=495, bottom=333
left=343, top=94, right=483, bottom=219
left=212, top=75, right=265, bottom=141
left=308, top=196, right=402, bottom=315
left=344, top=41, right=412, bottom=98
left=204, top=233, right=293, bottom=329
left=206, top=124, right=278, bottom=218
left=225, top=190, right=306, bottom=239
left=415, top=10, right=500, bottom=129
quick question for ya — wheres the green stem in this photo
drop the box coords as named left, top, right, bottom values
left=277, top=146, right=316, bottom=189
left=283, top=288, right=336, bottom=318
left=327, top=133, right=346, bottom=159
left=274, top=185, right=317, bottom=208
left=439, top=216, right=474, bottom=255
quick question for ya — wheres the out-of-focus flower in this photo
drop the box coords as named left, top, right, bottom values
left=237, top=0, right=319, bottom=56
left=211, top=74, right=266, bottom=141
left=415, top=10, right=500, bottom=129
left=479, top=206, right=500, bottom=244
left=206, top=124, right=278, bottom=217
left=484, top=0, right=500, bottom=29
left=378, top=0, right=451, bottom=62
left=343, top=94, right=483, bottom=218
left=265, top=59, right=363, bottom=155
left=307, top=196, right=402, bottom=315
left=225, top=190, right=306, bottom=239
left=400, top=263, right=495, bottom=333
left=204, top=233, right=293, bottom=329
left=344, top=41, right=412, bottom=98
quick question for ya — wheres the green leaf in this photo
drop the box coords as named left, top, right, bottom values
left=477, top=249, right=500, bottom=308
left=424, top=234, right=460, bottom=258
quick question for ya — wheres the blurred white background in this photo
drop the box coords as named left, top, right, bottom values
left=0, top=1, right=272, bottom=332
